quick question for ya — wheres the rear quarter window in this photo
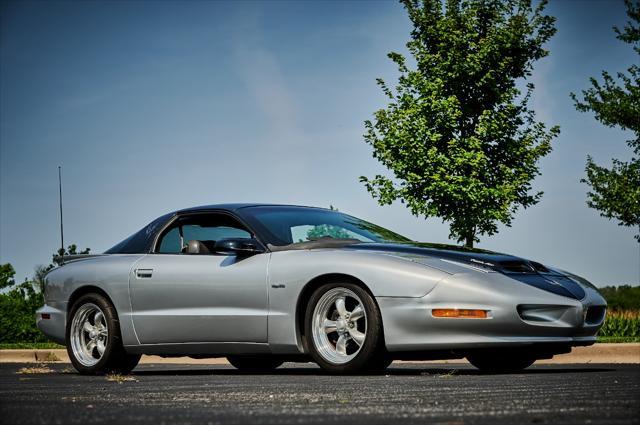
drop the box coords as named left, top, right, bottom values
left=105, top=213, right=174, bottom=254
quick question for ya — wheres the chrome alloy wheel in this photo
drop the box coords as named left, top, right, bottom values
left=311, top=287, right=367, bottom=364
left=70, top=303, right=108, bottom=366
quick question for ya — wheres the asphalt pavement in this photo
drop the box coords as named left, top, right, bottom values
left=1, top=362, right=638, bottom=425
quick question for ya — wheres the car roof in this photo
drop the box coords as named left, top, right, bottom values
left=176, top=203, right=328, bottom=214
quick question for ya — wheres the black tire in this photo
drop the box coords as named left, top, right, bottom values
left=304, top=282, right=385, bottom=374
left=66, top=293, right=141, bottom=375
left=226, top=355, right=284, bottom=372
left=466, top=351, right=536, bottom=373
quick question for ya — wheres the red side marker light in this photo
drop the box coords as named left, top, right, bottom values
left=41, top=313, right=51, bottom=320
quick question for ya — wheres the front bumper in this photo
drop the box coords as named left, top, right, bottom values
left=378, top=271, right=606, bottom=352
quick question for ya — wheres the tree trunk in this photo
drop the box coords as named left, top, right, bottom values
left=464, top=228, right=475, bottom=248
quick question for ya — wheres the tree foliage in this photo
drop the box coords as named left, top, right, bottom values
left=0, top=264, right=47, bottom=343
left=571, top=0, right=640, bottom=241
left=598, top=285, right=640, bottom=310
left=360, top=0, right=559, bottom=247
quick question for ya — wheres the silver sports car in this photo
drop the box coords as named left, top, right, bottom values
left=37, top=204, right=606, bottom=374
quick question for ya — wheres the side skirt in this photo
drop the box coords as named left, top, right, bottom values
left=124, top=342, right=272, bottom=356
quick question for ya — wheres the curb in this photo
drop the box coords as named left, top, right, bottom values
left=1, top=343, right=638, bottom=365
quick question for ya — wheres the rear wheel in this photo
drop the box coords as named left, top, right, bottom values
left=305, top=282, right=384, bottom=374
left=66, top=293, right=141, bottom=375
left=226, top=355, right=284, bottom=371
left=466, top=351, right=536, bottom=373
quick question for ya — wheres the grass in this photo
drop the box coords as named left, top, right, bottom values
left=106, top=373, right=138, bottom=383
left=16, top=364, right=54, bottom=374
left=0, top=343, right=64, bottom=349
left=597, top=336, right=640, bottom=343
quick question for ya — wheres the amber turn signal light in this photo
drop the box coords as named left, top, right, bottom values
left=432, top=309, right=488, bottom=319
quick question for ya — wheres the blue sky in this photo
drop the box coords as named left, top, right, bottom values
left=1, top=0, right=638, bottom=286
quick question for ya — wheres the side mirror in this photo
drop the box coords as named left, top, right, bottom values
left=214, top=238, right=264, bottom=256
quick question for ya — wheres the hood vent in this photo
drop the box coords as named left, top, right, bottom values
left=496, top=260, right=536, bottom=273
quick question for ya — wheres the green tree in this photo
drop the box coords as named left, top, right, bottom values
left=0, top=263, right=15, bottom=289
left=53, top=244, right=91, bottom=265
left=598, top=285, right=640, bottom=310
left=360, top=0, right=559, bottom=247
left=0, top=263, right=47, bottom=343
left=571, top=0, right=640, bottom=242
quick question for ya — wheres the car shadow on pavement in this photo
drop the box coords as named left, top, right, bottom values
left=131, top=365, right=614, bottom=377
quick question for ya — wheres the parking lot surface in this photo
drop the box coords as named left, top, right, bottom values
left=1, top=362, right=638, bottom=424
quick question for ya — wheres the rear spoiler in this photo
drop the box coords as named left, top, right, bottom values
left=53, top=254, right=107, bottom=265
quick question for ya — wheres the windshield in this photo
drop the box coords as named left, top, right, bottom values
left=242, top=206, right=412, bottom=246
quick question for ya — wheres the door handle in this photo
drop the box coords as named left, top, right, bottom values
left=135, top=268, right=153, bottom=279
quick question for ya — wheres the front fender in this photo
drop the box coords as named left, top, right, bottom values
left=269, top=249, right=450, bottom=297
left=266, top=249, right=450, bottom=353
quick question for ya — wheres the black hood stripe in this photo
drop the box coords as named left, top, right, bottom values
left=347, top=243, right=586, bottom=300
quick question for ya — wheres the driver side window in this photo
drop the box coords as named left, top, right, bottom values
left=157, top=213, right=252, bottom=254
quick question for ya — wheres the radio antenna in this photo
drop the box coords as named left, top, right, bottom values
left=58, top=166, right=64, bottom=264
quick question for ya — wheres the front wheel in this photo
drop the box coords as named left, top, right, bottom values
left=226, top=355, right=284, bottom=371
left=466, top=351, right=536, bottom=373
left=66, top=293, right=141, bottom=375
left=305, top=283, right=385, bottom=374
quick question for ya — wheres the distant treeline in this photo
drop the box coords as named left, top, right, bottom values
left=598, top=285, right=640, bottom=310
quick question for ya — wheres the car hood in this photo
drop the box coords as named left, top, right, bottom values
left=347, top=242, right=588, bottom=300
